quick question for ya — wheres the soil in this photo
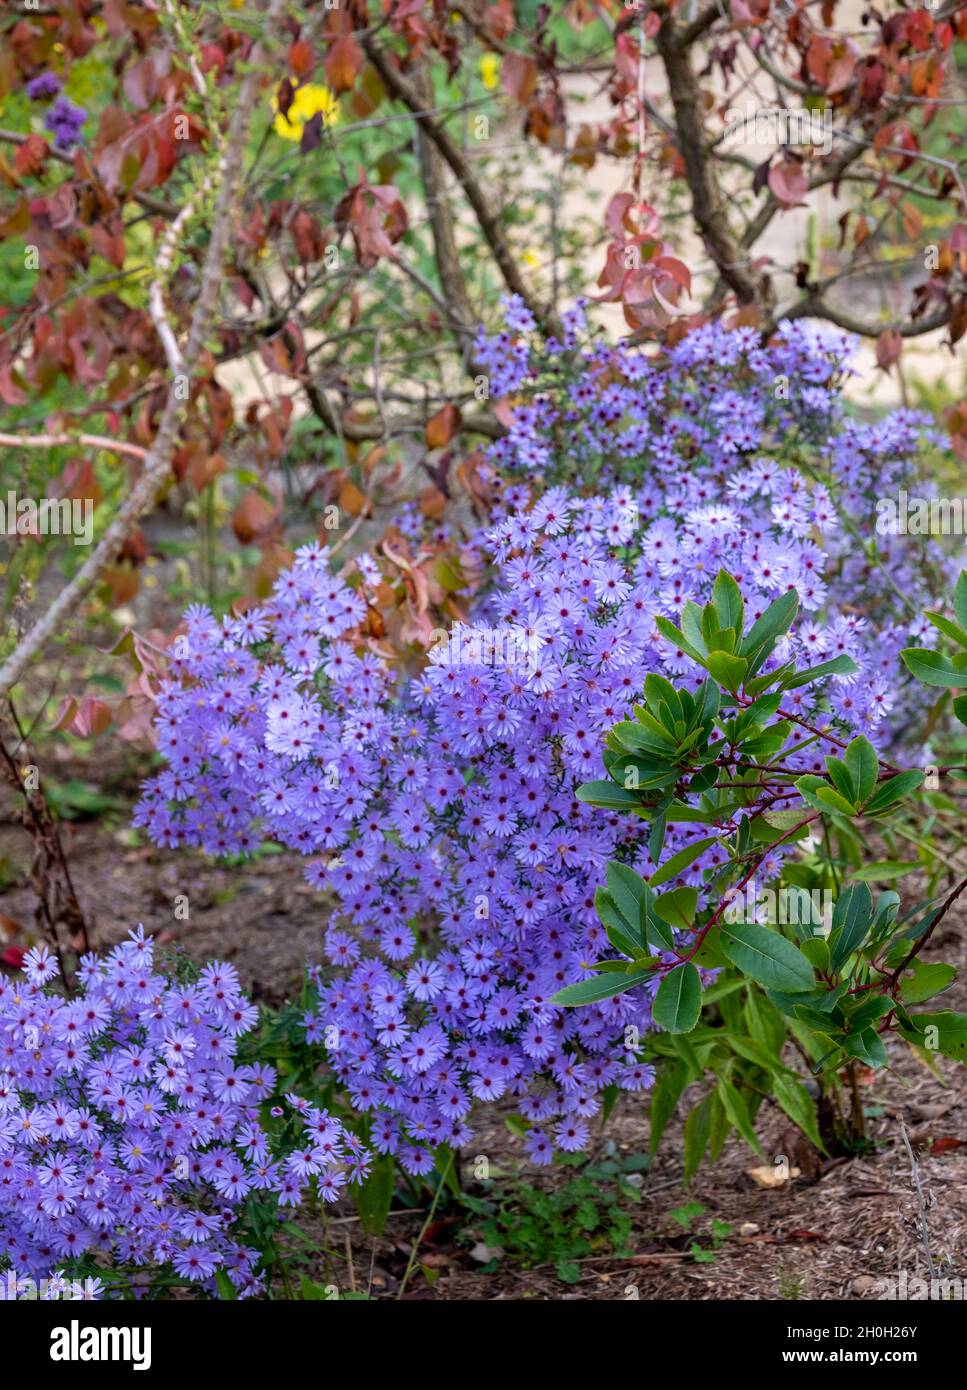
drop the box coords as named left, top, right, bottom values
left=1, top=737, right=965, bottom=1303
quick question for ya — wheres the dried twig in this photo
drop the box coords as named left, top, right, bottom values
left=899, top=1122, right=938, bottom=1282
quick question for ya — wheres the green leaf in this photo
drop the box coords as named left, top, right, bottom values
left=299, top=1276, right=336, bottom=1301
left=596, top=887, right=643, bottom=959
left=719, top=922, right=815, bottom=993
left=843, top=1027, right=888, bottom=1068
left=726, top=1033, right=794, bottom=1075
left=648, top=836, right=718, bottom=888
left=649, top=1058, right=689, bottom=1156
left=576, top=780, right=643, bottom=811
left=354, top=1154, right=396, bottom=1237
left=214, top=1270, right=238, bottom=1301
left=898, top=961, right=956, bottom=1005
left=712, top=569, right=744, bottom=634
left=648, top=809, right=667, bottom=863
left=800, top=936, right=830, bottom=971
left=653, top=886, right=698, bottom=930
left=898, top=1010, right=967, bottom=1061
left=862, top=770, right=924, bottom=816
left=606, top=862, right=648, bottom=934
left=828, top=883, right=873, bottom=971
left=844, top=736, right=878, bottom=804
left=815, top=784, right=858, bottom=817
left=954, top=571, right=967, bottom=632
left=716, top=1076, right=763, bottom=1158
left=740, top=589, right=799, bottom=665
left=778, top=653, right=859, bottom=690
left=761, top=805, right=811, bottom=831
left=853, top=861, right=920, bottom=882
left=901, top=647, right=967, bottom=688
left=704, top=650, right=748, bottom=694
left=926, top=611, right=967, bottom=648
left=652, top=963, right=702, bottom=1033
left=656, top=615, right=704, bottom=664
left=708, top=1089, right=730, bottom=1161
left=745, top=989, right=787, bottom=1055
left=683, top=1095, right=712, bottom=1185
left=771, top=1075, right=826, bottom=1154
left=552, top=970, right=648, bottom=1007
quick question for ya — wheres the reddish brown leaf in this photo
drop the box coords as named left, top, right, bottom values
left=875, top=328, right=902, bottom=371
left=232, top=490, right=279, bottom=544
left=324, top=34, right=362, bottom=94
left=501, top=53, right=538, bottom=103
left=13, top=133, right=48, bottom=178
left=768, top=159, right=809, bottom=208
left=289, top=38, right=314, bottom=77
left=426, top=403, right=462, bottom=449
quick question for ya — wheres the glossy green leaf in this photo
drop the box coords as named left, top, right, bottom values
left=720, top=922, right=815, bottom=993
left=653, top=963, right=702, bottom=1034
left=901, top=647, right=967, bottom=688
left=648, top=837, right=718, bottom=888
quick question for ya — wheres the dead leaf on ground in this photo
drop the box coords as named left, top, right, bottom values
left=745, top=1164, right=801, bottom=1188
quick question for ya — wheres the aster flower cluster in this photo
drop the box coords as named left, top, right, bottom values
left=44, top=96, right=87, bottom=151
left=133, top=314, right=947, bottom=1168
left=25, top=72, right=63, bottom=101
left=0, top=932, right=368, bottom=1298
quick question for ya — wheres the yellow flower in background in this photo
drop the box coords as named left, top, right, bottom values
left=271, top=83, right=339, bottom=141
left=480, top=54, right=500, bottom=90
left=522, top=247, right=541, bottom=269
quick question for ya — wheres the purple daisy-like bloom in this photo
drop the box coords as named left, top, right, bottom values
left=0, top=928, right=368, bottom=1297
left=26, top=71, right=63, bottom=100
left=45, top=96, right=87, bottom=151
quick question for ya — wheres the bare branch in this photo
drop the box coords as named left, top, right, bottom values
left=654, top=8, right=771, bottom=313
left=361, top=34, right=561, bottom=336
left=0, top=432, right=147, bottom=461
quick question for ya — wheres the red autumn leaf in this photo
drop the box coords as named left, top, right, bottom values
left=0, top=362, right=28, bottom=405
left=930, top=1136, right=967, bottom=1155
left=0, top=195, right=29, bottom=238
left=289, top=38, right=314, bottom=77
left=605, top=192, right=637, bottom=239
left=232, top=489, right=279, bottom=544
left=0, top=914, right=22, bottom=941
left=875, top=328, right=903, bottom=371
left=89, top=221, right=126, bottom=268
left=501, top=53, right=538, bottom=103
left=0, top=947, right=25, bottom=971
left=13, top=133, right=48, bottom=178
left=426, top=403, right=462, bottom=449
left=768, top=159, right=809, bottom=208
left=324, top=34, right=362, bottom=94
left=53, top=694, right=113, bottom=737
left=653, top=256, right=692, bottom=294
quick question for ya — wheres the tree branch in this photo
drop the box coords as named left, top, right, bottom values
left=411, top=61, right=475, bottom=351
left=775, top=294, right=951, bottom=338
left=362, top=34, right=561, bottom=336
left=654, top=9, right=771, bottom=313
left=0, top=432, right=147, bottom=461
